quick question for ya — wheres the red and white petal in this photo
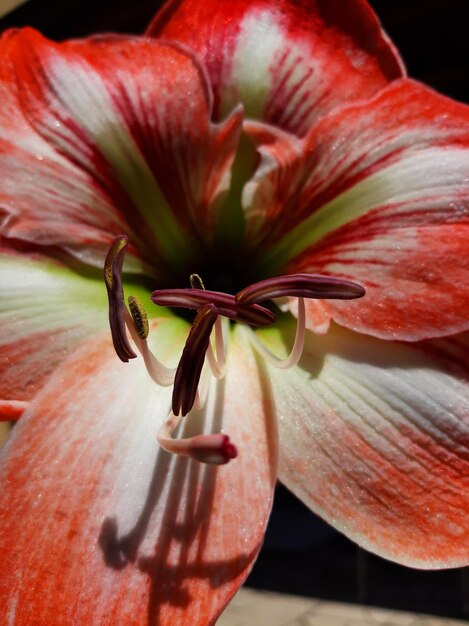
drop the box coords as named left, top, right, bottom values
left=0, top=324, right=277, bottom=625
left=0, top=31, right=146, bottom=273
left=148, top=0, right=404, bottom=136
left=242, top=122, right=305, bottom=236
left=247, top=79, right=469, bottom=340
left=0, top=245, right=108, bottom=419
left=290, top=223, right=469, bottom=340
left=259, top=323, right=469, bottom=568
left=1, top=29, right=242, bottom=272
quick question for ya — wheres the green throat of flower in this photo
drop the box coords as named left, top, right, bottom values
left=104, top=235, right=365, bottom=465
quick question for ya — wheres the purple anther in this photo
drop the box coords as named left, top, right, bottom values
left=151, top=288, right=276, bottom=327
left=235, top=273, right=366, bottom=305
left=104, top=235, right=137, bottom=362
left=172, top=304, right=218, bottom=417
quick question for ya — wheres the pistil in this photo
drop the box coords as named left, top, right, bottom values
left=157, top=411, right=237, bottom=465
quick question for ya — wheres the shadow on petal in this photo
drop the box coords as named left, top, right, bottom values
left=97, top=368, right=266, bottom=624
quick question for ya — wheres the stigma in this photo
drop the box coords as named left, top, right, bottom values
left=104, top=235, right=365, bottom=465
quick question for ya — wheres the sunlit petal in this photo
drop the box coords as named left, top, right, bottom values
left=257, top=323, right=469, bottom=568
left=0, top=29, right=242, bottom=274
left=0, top=325, right=277, bottom=624
left=0, top=244, right=107, bottom=419
left=246, top=80, right=469, bottom=339
left=148, top=0, right=404, bottom=135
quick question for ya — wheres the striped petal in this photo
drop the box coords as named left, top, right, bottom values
left=0, top=29, right=242, bottom=275
left=247, top=79, right=469, bottom=340
left=0, top=324, right=277, bottom=625
left=0, top=244, right=108, bottom=419
left=257, top=323, right=469, bottom=568
left=148, top=0, right=404, bottom=136
left=0, top=31, right=144, bottom=274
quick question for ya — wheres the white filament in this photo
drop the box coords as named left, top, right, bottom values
left=245, top=297, right=306, bottom=369
left=193, top=363, right=211, bottom=410
left=157, top=410, right=184, bottom=453
left=206, top=316, right=227, bottom=379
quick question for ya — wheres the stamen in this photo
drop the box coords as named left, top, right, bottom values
left=128, top=295, right=149, bottom=339
left=157, top=412, right=237, bottom=465
left=246, top=297, right=306, bottom=369
left=172, top=304, right=218, bottom=417
left=235, top=273, right=366, bottom=305
left=106, top=236, right=366, bottom=465
left=190, top=273, right=205, bottom=289
left=123, top=308, right=175, bottom=386
left=152, top=288, right=276, bottom=327
left=104, top=237, right=176, bottom=384
left=187, top=273, right=224, bottom=378
left=104, top=235, right=136, bottom=362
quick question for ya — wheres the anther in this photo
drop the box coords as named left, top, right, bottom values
left=123, top=307, right=176, bottom=386
left=172, top=304, right=218, bottom=417
left=235, top=273, right=366, bottom=305
left=104, top=235, right=137, bottom=362
left=237, top=274, right=364, bottom=370
left=152, top=288, right=276, bottom=327
left=128, top=295, right=149, bottom=340
left=190, top=273, right=205, bottom=289
left=105, top=235, right=176, bottom=384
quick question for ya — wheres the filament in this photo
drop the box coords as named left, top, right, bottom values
left=246, top=297, right=306, bottom=369
left=206, top=317, right=227, bottom=379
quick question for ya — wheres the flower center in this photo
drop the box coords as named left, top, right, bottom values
left=104, top=235, right=365, bottom=465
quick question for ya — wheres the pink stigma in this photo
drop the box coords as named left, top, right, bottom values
left=157, top=414, right=239, bottom=466
left=188, top=434, right=238, bottom=465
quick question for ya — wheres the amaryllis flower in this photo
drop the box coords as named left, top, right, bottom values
left=0, top=0, right=468, bottom=624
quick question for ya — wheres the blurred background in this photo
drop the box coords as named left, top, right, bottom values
left=0, top=0, right=468, bottom=619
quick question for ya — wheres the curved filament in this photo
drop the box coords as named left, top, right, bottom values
left=246, top=297, right=306, bottom=369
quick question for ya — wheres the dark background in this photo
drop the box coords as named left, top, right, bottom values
left=1, top=0, right=468, bottom=619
